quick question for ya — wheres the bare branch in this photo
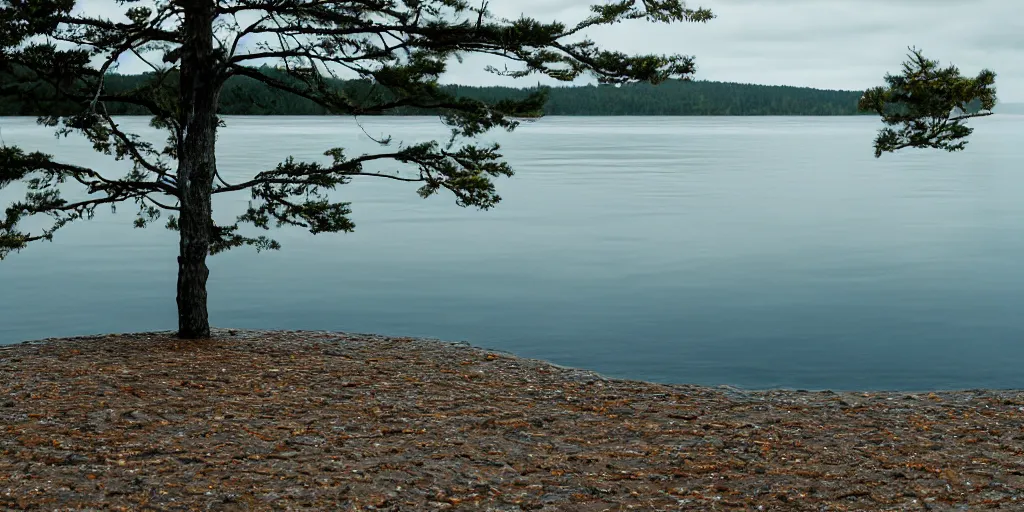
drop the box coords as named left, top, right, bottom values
left=95, top=106, right=177, bottom=185
left=142, top=194, right=180, bottom=211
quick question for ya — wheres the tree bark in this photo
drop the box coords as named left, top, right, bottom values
left=176, top=1, right=220, bottom=339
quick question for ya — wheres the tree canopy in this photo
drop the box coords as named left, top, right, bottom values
left=0, top=0, right=715, bottom=338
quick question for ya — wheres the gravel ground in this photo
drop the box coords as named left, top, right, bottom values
left=1, top=329, right=1022, bottom=511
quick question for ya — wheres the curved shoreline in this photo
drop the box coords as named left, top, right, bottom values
left=6, top=328, right=1020, bottom=396
left=2, top=329, right=1022, bottom=509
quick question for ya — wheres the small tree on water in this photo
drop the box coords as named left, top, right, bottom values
left=0, top=1, right=997, bottom=340
left=0, top=0, right=714, bottom=338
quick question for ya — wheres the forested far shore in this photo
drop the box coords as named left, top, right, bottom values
left=1, top=67, right=871, bottom=116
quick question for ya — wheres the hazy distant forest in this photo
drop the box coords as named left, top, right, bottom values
left=1, top=66, right=868, bottom=116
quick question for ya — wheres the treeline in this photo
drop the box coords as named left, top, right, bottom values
left=437, top=80, right=866, bottom=116
left=1, top=67, right=867, bottom=116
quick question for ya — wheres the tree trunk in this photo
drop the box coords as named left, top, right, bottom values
left=176, top=1, right=220, bottom=339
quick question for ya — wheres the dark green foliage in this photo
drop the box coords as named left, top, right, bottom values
left=859, top=48, right=997, bottom=157
left=2, top=69, right=868, bottom=116
left=541, top=81, right=864, bottom=116
left=211, top=74, right=869, bottom=116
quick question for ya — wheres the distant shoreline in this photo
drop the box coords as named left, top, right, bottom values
left=1, top=113, right=879, bottom=121
left=6, top=72, right=1020, bottom=116
left=2, top=75, right=868, bottom=116
left=0, top=113, right=873, bottom=117
left=6, top=112, right=1022, bottom=118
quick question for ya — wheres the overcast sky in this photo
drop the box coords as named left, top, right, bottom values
left=96, top=0, right=1023, bottom=101
left=449, top=0, right=1023, bottom=101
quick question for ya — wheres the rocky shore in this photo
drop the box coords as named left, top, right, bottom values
left=1, top=329, right=1022, bottom=510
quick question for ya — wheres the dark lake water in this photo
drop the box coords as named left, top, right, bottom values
left=1, top=115, right=1022, bottom=391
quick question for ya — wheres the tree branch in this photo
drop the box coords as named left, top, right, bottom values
left=213, top=168, right=425, bottom=195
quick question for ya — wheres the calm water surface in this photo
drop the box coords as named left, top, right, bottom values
left=1, top=115, right=1022, bottom=391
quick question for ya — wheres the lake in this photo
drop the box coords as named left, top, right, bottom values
left=1, top=115, right=1022, bottom=391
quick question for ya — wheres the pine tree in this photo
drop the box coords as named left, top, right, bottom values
left=860, top=48, right=997, bottom=158
left=0, top=0, right=713, bottom=338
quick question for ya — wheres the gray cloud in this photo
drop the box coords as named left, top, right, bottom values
left=450, top=0, right=1023, bottom=101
